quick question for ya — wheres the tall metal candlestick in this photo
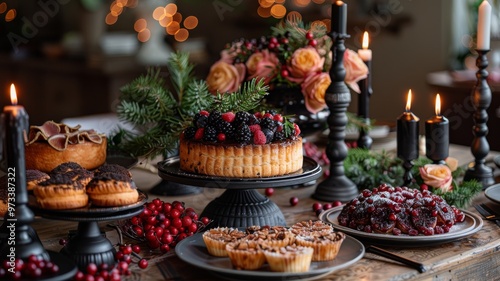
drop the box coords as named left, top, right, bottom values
left=357, top=31, right=373, bottom=149
left=0, top=84, right=49, bottom=261
left=464, top=50, right=495, bottom=188
left=425, top=94, right=449, bottom=164
left=313, top=1, right=357, bottom=202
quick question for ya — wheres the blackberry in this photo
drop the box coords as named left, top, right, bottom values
left=260, top=118, right=278, bottom=131
left=208, top=110, right=222, bottom=126
left=274, top=131, right=286, bottom=141
left=216, top=121, right=235, bottom=140
left=248, top=114, right=260, bottom=125
left=203, top=126, right=217, bottom=142
left=262, top=128, right=274, bottom=143
left=234, top=111, right=251, bottom=126
left=267, top=109, right=278, bottom=115
left=235, top=124, right=252, bottom=144
left=183, top=126, right=197, bottom=140
left=194, top=114, right=208, bottom=128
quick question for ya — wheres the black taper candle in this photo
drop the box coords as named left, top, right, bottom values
left=425, top=94, right=449, bottom=164
left=397, top=90, right=419, bottom=185
left=332, top=1, right=347, bottom=35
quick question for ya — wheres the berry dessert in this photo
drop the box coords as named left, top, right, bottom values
left=337, top=184, right=466, bottom=236
left=179, top=110, right=303, bottom=177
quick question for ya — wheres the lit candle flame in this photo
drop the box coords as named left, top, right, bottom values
left=10, top=83, right=17, bottom=105
left=405, top=89, right=412, bottom=111
left=435, top=94, right=441, bottom=116
left=336, top=1, right=344, bottom=5
left=362, top=31, right=370, bottom=49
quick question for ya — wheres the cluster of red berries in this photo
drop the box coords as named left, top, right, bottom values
left=122, top=199, right=210, bottom=252
left=1, top=255, right=59, bottom=280
left=312, top=201, right=343, bottom=216
left=303, top=142, right=330, bottom=166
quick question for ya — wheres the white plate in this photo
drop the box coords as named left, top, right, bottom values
left=175, top=232, right=365, bottom=281
left=485, top=184, right=500, bottom=205
left=318, top=206, right=482, bottom=247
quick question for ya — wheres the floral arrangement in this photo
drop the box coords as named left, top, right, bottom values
left=339, top=148, right=482, bottom=209
left=206, top=19, right=369, bottom=114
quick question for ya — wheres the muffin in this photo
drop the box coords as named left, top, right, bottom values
left=263, top=244, right=314, bottom=273
left=202, top=227, right=246, bottom=257
left=294, top=231, right=346, bottom=261
left=33, top=173, right=89, bottom=209
left=225, top=240, right=266, bottom=270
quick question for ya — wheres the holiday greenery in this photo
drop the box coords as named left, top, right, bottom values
left=343, top=148, right=482, bottom=208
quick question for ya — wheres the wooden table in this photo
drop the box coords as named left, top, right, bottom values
left=31, top=143, right=500, bottom=281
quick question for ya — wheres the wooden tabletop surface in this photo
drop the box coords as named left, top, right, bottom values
left=31, top=142, right=500, bottom=281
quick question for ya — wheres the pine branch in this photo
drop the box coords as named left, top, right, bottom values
left=211, top=79, right=269, bottom=112
left=166, top=52, right=195, bottom=101
left=179, top=80, right=214, bottom=117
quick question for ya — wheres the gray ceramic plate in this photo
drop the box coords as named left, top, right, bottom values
left=319, top=206, right=482, bottom=247
left=175, top=232, right=365, bottom=281
left=485, top=183, right=500, bottom=204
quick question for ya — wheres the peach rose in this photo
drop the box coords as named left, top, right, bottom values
left=301, top=72, right=331, bottom=114
left=343, top=49, right=369, bottom=93
left=419, top=164, right=453, bottom=192
left=445, top=157, right=458, bottom=172
left=206, top=61, right=245, bottom=94
left=287, top=47, right=325, bottom=84
left=246, top=50, right=279, bottom=84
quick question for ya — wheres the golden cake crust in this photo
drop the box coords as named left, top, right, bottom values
left=25, top=138, right=107, bottom=173
left=179, top=136, right=303, bottom=178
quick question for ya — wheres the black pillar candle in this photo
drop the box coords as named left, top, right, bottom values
left=397, top=90, right=419, bottom=161
left=425, top=94, right=449, bottom=164
left=332, top=1, right=347, bottom=34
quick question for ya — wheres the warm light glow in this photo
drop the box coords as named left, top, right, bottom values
left=183, top=16, right=198, bottom=30
left=105, top=13, right=118, bottom=25
left=172, top=12, right=182, bottom=23
left=10, top=84, right=17, bottom=105
left=336, top=1, right=344, bottom=5
left=153, top=7, right=165, bottom=20
left=134, top=18, right=147, bottom=32
left=362, top=31, right=369, bottom=49
left=259, top=0, right=275, bottom=9
left=166, top=21, right=180, bottom=35
left=257, top=6, right=271, bottom=18
left=286, top=11, right=302, bottom=23
left=435, top=94, right=441, bottom=116
left=5, top=9, right=16, bottom=22
left=270, top=4, right=286, bottom=18
left=159, top=15, right=172, bottom=27
left=0, top=3, right=7, bottom=14
left=405, top=90, right=412, bottom=112
left=164, top=3, right=177, bottom=16
left=174, top=28, right=189, bottom=42
left=137, top=29, right=151, bottom=42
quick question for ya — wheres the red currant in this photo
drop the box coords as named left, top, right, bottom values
left=289, top=197, right=299, bottom=206
left=265, top=188, right=274, bottom=196
left=305, top=32, right=313, bottom=40
left=332, top=200, right=342, bottom=207
left=138, top=258, right=148, bottom=269
left=312, top=202, right=322, bottom=212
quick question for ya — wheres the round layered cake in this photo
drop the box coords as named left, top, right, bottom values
left=25, top=121, right=106, bottom=173
left=179, top=110, right=303, bottom=178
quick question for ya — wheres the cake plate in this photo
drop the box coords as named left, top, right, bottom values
left=29, top=191, right=147, bottom=270
left=157, top=156, right=322, bottom=228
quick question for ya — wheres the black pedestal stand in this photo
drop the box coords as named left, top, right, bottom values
left=464, top=49, right=495, bottom=189
left=313, top=32, right=358, bottom=202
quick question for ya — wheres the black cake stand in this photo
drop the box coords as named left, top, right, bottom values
left=157, top=157, right=322, bottom=228
left=29, top=191, right=147, bottom=270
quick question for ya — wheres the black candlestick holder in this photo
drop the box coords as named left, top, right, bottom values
left=357, top=61, right=373, bottom=149
left=464, top=49, right=495, bottom=188
left=402, top=160, right=414, bottom=187
left=313, top=31, right=358, bottom=202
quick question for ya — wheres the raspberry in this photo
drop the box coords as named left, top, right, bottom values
left=254, top=112, right=263, bottom=119
left=293, top=123, right=301, bottom=136
left=199, top=110, right=209, bottom=116
left=217, top=133, right=226, bottom=142
left=253, top=130, right=267, bottom=145
left=194, top=128, right=204, bottom=140
left=263, top=113, right=273, bottom=119
left=273, top=114, right=283, bottom=123
left=249, top=124, right=261, bottom=134
left=221, top=112, right=235, bottom=123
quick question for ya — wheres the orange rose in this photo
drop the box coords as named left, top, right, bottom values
left=343, top=49, right=368, bottom=93
left=301, top=72, right=331, bottom=114
left=419, top=164, right=453, bottom=192
left=287, top=47, right=325, bottom=84
left=206, top=61, right=245, bottom=94
left=246, top=50, right=279, bottom=85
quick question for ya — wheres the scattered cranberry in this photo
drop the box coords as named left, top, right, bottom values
left=138, top=259, right=148, bottom=269
left=59, top=238, right=68, bottom=246
left=289, top=197, right=299, bottom=206
left=312, top=202, right=322, bottom=212
left=332, top=200, right=342, bottom=207
left=323, top=203, right=333, bottom=210
left=265, top=188, right=274, bottom=196
left=420, top=184, right=429, bottom=191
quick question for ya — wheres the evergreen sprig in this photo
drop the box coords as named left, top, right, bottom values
left=211, top=78, right=269, bottom=113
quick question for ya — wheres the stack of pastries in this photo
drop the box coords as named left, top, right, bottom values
left=202, top=220, right=345, bottom=273
left=29, top=162, right=139, bottom=209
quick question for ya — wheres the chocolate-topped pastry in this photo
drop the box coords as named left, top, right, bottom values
left=94, top=164, right=132, bottom=179
left=26, top=169, right=50, bottom=191
left=50, top=162, right=94, bottom=187
left=86, top=172, right=138, bottom=207
left=51, top=162, right=85, bottom=174
left=33, top=173, right=88, bottom=210
left=0, top=176, right=8, bottom=217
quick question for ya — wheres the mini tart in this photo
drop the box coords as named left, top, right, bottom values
left=86, top=173, right=138, bottom=207
left=290, top=220, right=333, bottom=236
left=225, top=240, right=266, bottom=270
left=26, top=169, right=50, bottom=191
left=34, top=174, right=88, bottom=210
left=294, top=231, right=346, bottom=262
left=244, top=226, right=295, bottom=247
left=25, top=137, right=107, bottom=173
left=202, top=227, right=246, bottom=257
left=179, top=136, right=303, bottom=178
left=263, top=244, right=314, bottom=273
